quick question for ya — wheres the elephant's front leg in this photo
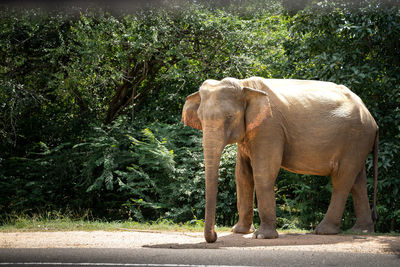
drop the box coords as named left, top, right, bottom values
left=232, top=151, right=255, bottom=234
left=251, top=154, right=281, bottom=239
left=253, top=173, right=279, bottom=239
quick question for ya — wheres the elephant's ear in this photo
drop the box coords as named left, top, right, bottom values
left=182, top=91, right=202, bottom=130
left=243, top=87, right=272, bottom=132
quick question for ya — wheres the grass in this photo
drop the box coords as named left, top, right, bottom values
left=0, top=213, right=231, bottom=232
left=2, top=213, right=397, bottom=236
left=0, top=213, right=308, bottom=233
left=0, top=217, right=310, bottom=234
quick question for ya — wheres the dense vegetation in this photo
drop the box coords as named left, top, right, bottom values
left=1, top=0, right=399, bottom=232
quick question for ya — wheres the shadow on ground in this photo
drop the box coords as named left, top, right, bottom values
left=377, top=236, right=400, bottom=256
left=143, top=232, right=353, bottom=249
left=144, top=232, right=400, bottom=256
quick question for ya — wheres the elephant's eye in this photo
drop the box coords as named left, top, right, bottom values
left=225, top=114, right=233, bottom=120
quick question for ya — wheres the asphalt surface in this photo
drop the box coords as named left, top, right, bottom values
left=0, top=248, right=399, bottom=267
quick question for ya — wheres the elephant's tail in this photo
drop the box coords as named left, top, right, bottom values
left=372, top=130, right=379, bottom=222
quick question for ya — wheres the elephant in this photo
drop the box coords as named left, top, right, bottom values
left=181, top=76, right=378, bottom=243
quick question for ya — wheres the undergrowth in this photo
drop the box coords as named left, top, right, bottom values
left=0, top=212, right=226, bottom=232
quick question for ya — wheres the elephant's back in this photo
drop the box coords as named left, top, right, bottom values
left=242, top=77, right=377, bottom=131
left=244, top=77, right=351, bottom=108
left=263, top=78, right=354, bottom=110
left=262, top=79, right=373, bottom=123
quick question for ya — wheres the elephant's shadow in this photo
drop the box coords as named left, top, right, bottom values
left=143, top=232, right=368, bottom=250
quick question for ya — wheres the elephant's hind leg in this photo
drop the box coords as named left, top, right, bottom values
left=349, top=167, right=374, bottom=233
left=232, top=150, right=255, bottom=234
left=314, top=164, right=361, bottom=235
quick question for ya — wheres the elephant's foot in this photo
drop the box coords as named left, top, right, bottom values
left=204, top=230, right=217, bottom=243
left=314, top=220, right=340, bottom=235
left=348, top=222, right=374, bottom=234
left=231, top=223, right=255, bottom=234
left=252, top=224, right=278, bottom=239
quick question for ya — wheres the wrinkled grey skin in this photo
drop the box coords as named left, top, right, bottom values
left=182, top=77, right=378, bottom=243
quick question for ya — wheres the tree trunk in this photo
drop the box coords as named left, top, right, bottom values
left=105, top=58, right=164, bottom=124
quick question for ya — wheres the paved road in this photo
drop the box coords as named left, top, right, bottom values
left=0, top=248, right=399, bottom=267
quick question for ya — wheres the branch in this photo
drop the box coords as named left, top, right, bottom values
left=105, top=57, right=165, bottom=124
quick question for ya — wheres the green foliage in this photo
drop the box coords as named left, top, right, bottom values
left=0, top=118, right=175, bottom=221
left=75, top=120, right=176, bottom=221
left=1, top=1, right=399, bottom=233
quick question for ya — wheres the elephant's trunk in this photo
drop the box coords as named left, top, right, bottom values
left=202, top=129, right=225, bottom=243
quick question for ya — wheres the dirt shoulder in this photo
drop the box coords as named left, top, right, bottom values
left=1, top=230, right=399, bottom=255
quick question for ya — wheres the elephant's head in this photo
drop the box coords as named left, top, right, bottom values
left=181, top=78, right=272, bottom=243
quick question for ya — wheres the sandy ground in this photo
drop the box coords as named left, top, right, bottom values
left=1, top=230, right=399, bottom=255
